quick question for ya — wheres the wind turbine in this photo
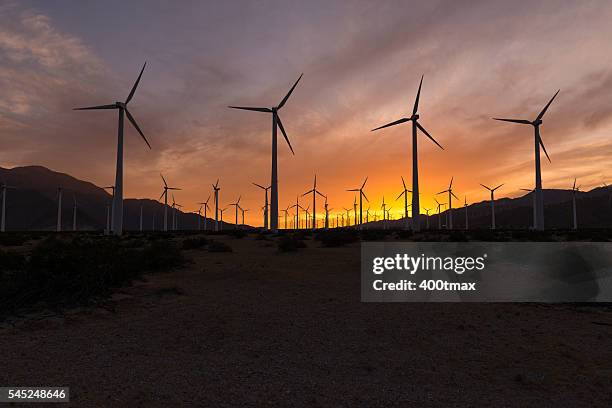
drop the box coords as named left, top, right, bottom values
left=103, top=185, right=115, bottom=233
left=434, top=198, right=445, bottom=230
left=160, top=174, right=180, bottom=232
left=343, top=207, right=352, bottom=228
left=372, top=75, right=444, bottom=231
left=324, top=196, right=331, bottom=229
left=304, top=205, right=311, bottom=229
left=212, top=180, right=221, bottom=232
left=281, top=205, right=290, bottom=229
left=105, top=204, right=111, bottom=235
left=520, top=188, right=536, bottom=230
left=424, top=208, right=431, bottom=229
left=571, top=178, right=580, bottom=230
left=493, top=90, right=559, bottom=230
left=436, top=177, right=458, bottom=229
left=1, top=183, right=15, bottom=232
left=289, top=195, right=303, bottom=230
left=74, top=62, right=151, bottom=236
left=347, top=177, right=369, bottom=228
left=253, top=182, right=271, bottom=230
left=396, top=176, right=412, bottom=230
left=480, top=183, right=504, bottom=230
left=72, top=194, right=77, bottom=231
left=302, top=175, right=325, bottom=230
left=197, top=196, right=211, bottom=231
left=139, top=204, right=143, bottom=232
left=56, top=187, right=63, bottom=232
left=365, top=206, right=370, bottom=223
left=230, top=196, right=242, bottom=228
left=229, top=74, right=303, bottom=232
left=240, top=207, right=249, bottom=228
left=381, top=196, right=387, bottom=229
left=219, top=207, right=229, bottom=231
left=464, top=196, right=469, bottom=230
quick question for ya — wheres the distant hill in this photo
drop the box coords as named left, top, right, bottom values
left=1, top=165, right=611, bottom=231
left=0, top=166, right=234, bottom=231
left=366, top=186, right=612, bottom=230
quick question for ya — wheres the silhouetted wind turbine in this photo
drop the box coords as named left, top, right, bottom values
left=219, top=207, right=229, bottom=231
left=302, top=175, right=325, bottom=230
left=230, top=196, right=242, bottom=228
left=480, top=183, right=503, bottom=230
left=103, top=185, right=115, bottom=233
left=324, top=196, right=330, bottom=229
left=197, top=196, right=212, bottom=231
left=424, top=208, right=431, bottom=229
left=281, top=205, right=290, bottom=229
left=139, top=204, right=143, bottom=232
left=571, top=178, right=580, bottom=230
left=434, top=198, right=445, bottom=230
left=289, top=195, right=303, bottom=230
left=437, top=177, right=458, bottom=229
left=463, top=196, right=469, bottom=230
left=520, top=188, right=536, bottom=229
left=343, top=207, right=352, bottom=228
left=347, top=177, right=368, bottom=228
left=212, top=180, right=221, bottom=231
left=253, top=182, right=271, bottom=230
left=493, top=90, right=559, bottom=230
left=160, top=174, right=180, bottom=232
left=372, top=75, right=444, bottom=231
left=229, top=74, right=303, bottom=232
left=1, top=183, right=15, bottom=232
left=74, top=62, right=151, bottom=236
left=396, top=176, right=412, bottom=230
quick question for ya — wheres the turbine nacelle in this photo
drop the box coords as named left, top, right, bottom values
left=532, top=119, right=542, bottom=126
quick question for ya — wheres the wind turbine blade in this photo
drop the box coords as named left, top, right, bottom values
left=228, top=106, right=272, bottom=113
left=159, top=190, right=166, bottom=200
left=396, top=191, right=405, bottom=201
left=361, top=176, right=368, bottom=189
left=539, top=136, right=551, bottom=163
left=492, top=118, right=531, bottom=124
left=253, top=182, right=266, bottom=190
left=572, top=178, right=576, bottom=190
left=73, top=104, right=117, bottom=110
left=479, top=183, right=491, bottom=191
left=436, top=190, right=447, bottom=195
left=536, top=89, right=560, bottom=121
left=276, top=115, right=295, bottom=155
left=362, top=191, right=369, bottom=202
left=451, top=191, right=459, bottom=200
left=449, top=176, right=454, bottom=189
left=278, top=73, right=303, bottom=109
left=125, top=108, right=151, bottom=149
left=126, top=62, right=146, bottom=104
left=316, top=190, right=326, bottom=198
left=371, top=117, right=409, bottom=132
left=416, top=122, right=443, bottom=150
left=413, top=74, right=424, bottom=115
left=347, top=189, right=359, bottom=192
left=160, top=174, right=167, bottom=187
left=401, top=176, right=407, bottom=190
left=302, top=189, right=314, bottom=196
left=493, top=184, right=504, bottom=191
left=168, top=187, right=181, bottom=191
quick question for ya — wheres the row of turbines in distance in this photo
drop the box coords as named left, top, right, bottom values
left=0, top=62, right=595, bottom=234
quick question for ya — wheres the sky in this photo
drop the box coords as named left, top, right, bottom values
left=1, top=0, right=612, bottom=227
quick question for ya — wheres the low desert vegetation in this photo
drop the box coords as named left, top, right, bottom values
left=0, top=235, right=184, bottom=318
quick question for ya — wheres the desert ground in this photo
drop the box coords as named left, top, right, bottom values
left=1, top=232, right=611, bottom=407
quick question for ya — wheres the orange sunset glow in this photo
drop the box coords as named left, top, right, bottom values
left=1, top=1, right=612, bottom=227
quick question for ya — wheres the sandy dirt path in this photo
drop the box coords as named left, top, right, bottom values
left=1, top=235, right=611, bottom=407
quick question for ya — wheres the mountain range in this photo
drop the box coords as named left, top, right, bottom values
left=1, top=165, right=611, bottom=231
